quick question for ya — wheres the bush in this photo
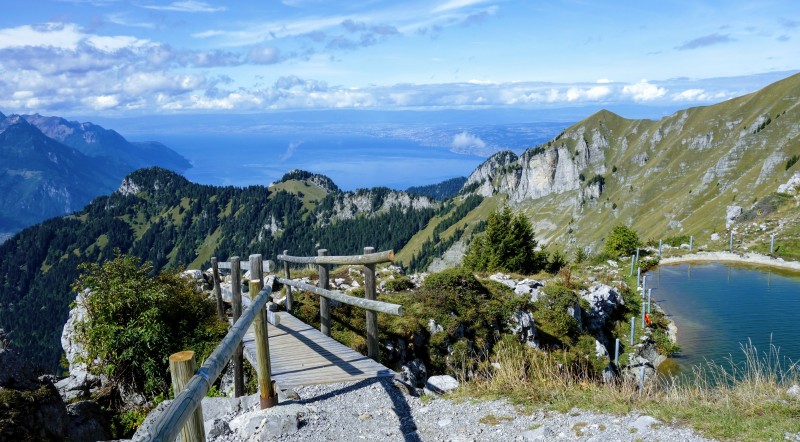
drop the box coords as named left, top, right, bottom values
left=383, top=276, right=414, bottom=292
left=463, top=207, right=547, bottom=275
left=72, top=252, right=228, bottom=401
left=603, top=225, right=641, bottom=258
left=532, top=283, right=580, bottom=346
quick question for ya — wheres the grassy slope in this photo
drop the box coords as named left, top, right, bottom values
left=506, top=74, right=800, bottom=255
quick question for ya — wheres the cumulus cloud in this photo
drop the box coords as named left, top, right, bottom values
left=140, top=1, right=226, bottom=13
left=675, top=33, right=735, bottom=50
left=622, top=80, right=667, bottom=101
left=451, top=131, right=486, bottom=153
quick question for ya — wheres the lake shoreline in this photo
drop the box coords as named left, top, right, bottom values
left=659, top=251, right=800, bottom=273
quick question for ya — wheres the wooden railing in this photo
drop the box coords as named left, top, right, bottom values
left=277, top=247, right=401, bottom=361
left=136, top=248, right=402, bottom=441
left=134, top=254, right=275, bottom=442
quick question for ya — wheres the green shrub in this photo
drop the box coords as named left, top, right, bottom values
left=463, top=207, right=547, bottom=275
left=786, top=154, right=799, bottom=170
left=72, top=252, right=228, bottom=401
left=532, top=283, right=580, bottom=346
left=384, top=275, right=414, bottom=292
left=603, top=225, right=641, bottom=258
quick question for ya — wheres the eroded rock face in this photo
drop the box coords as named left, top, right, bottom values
left=0, top=348, right=69, bottom=441
left=580, top=284, right=624, bottom=334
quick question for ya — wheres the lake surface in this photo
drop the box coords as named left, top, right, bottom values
left=652, top=262, right=800, bottom=373
left=143, top=132, right=487, bottom=190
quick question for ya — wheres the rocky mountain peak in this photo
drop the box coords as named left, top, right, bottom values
left=278, top=169, right=340, bottom=194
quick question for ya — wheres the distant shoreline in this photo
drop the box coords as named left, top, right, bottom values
left=659, top=251, right=800, bottom=273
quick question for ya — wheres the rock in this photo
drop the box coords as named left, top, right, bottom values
left=489, top=272, right=516, bottom=288
left=580, top=284, right=624, bottom=333
left=132, top=400, right=173, bottom=440
left=606, top=260, right=619, bottom=268
left=726, top=205, right=743, bottom=228
left=428, top=319, right=444, bottom=334
left=0, top=349, right=69, bottom=441
left=522, top=425, right=555, bottom=440
left=594, top=339, right=609, bottom=359
left=397, top=359, right=428, bottom=389
left=711, top=233, right=721, bottom=241
left=787, top=384, right=800, bottom=398
left=424, top=375, right=460, bottom=395
left=630, top=415, right=660, bottom=434
left=181, top=269, right=204, bottom=280
left=206, top=418, right=232, bottom=439
left=67, top=400, right=111, bottom=442
left=777, top=171, right=800, bottom=194
left=229, top=403, right=310, bottom=441
left=509, top=310, right=536, bottom=345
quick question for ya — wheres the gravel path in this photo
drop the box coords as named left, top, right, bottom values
left=208, top=378, right=716, bottom=442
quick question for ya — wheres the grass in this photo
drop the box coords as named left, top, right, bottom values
left=456, top=338, right=800, bottom=441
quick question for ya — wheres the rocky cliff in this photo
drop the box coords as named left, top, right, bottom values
left=459, top=74, right=800, bottom=253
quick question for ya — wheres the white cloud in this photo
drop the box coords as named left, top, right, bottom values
left=432, top=0, right=490, bottom=13
left=622, top=80, right=667, bottom=101
left=596, top=78, right=612, bottom=84
left=281, top=141, right=303, bottom=161
left=140, top=1, right=226, bottom=13
left=451, top=131, right=486, bottom=150
left=84, top=95, right=119, bottom=109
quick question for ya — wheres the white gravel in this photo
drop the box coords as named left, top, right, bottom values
left=208, top=378, right=717, bottom=441
left=660, top=251, right=800, bottom=272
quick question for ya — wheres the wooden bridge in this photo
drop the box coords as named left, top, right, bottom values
left=136, top=248, right=403, bottom=441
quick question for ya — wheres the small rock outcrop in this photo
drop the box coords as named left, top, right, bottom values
left=0, top=348, right=70, bottom=440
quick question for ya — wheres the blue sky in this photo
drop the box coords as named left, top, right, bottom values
left=0, top=0, right=798, bottom=116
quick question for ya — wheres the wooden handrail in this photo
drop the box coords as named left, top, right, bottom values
left=217, top=261, right=273, bottom=272
left=277, top=250, right=394, bottom=265
left=134, top=276, right=275, bottom=442
left=276, top=277, right=403, bottom=316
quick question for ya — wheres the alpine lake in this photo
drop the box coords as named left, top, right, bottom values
left=651, top=262, right=800, bottom=377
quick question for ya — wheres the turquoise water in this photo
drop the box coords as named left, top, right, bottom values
left=652, top=263, right=800, bottom=373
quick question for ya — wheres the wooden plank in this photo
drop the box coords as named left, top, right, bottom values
left=218, top=261, right=272, bottom=272
left=241, top=312, right=395, bottom=389
left=277, top=250, right=394, bottom=265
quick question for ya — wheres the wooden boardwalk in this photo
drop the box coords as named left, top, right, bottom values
left=241, top=311, right=396, bottom=388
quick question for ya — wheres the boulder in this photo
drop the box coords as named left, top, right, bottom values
left=787, top=384, right=800, bottom=398
left=0, top=349, right=69, bottom=441
left=489, top=272, right=516, bottom=288
left=777, top=171, right=800, bottom=194
left=229, top=404, right=310, bottom=441
left=67, top=400, right=111, bottom=442
left=580, top=284, right=624, bottom=333
left=726, top=205, right=743, bottom=228
left=424, top=375, right=460, bottom=395
left=427, top=319, right=444, bottom=334
left=509, top=310, right=536, bottom=346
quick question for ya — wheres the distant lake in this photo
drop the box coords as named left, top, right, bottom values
left=652, top=263, right=800, bottom=373
left=137, top=132, right=487, bottom=191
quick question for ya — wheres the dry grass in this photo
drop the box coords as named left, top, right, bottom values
left=457, top=339, right=800, bottom=441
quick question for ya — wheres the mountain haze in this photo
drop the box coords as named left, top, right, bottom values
left=0, top=112, right=190, bottom=237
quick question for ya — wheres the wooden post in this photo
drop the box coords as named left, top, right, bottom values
left=211, top=257, right=225, bottom=321
left=318, top=249, right=331, bottom=337
left=249, top=254, right=277, bottom=409
left=730, top=231, right=734, bottom=251
left=647, top=288, right=652, bottom=314
left=642, top=275, right=647, bottom=292
left=230, top=256, right=244, bottom=398
left=771, top=234, right=776, bottom=254
left=635, top=247, right=640, bottom=264
left=629, top=255, right=635, bottom=276
left=363, top=247, right=379, bottom=362
left=658, top=239, right=662, bottom=258
left=169, top=351, right=205, bottom=442
left=614, top=338, right=620, bottom=366
left=283, top=250, right=292, bottom=312
left=689, top=235, right=694, bottom=251
left=637, top=266, right=641, bottom=288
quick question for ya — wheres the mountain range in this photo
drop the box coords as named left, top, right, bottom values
left=0, top=112, right=190, bottom=239
left=1, top=72, right=799, bottom=371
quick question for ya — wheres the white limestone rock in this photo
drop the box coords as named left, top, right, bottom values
left=424, top=375, right=460, bottom=395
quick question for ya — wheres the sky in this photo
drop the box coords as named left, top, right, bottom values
left=0, top=0, right=798, bottom=117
